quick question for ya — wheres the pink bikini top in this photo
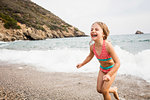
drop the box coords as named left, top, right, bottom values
left=93, top=40, right=112, bottom=61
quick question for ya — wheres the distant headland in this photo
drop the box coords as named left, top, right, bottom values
left=0, top=0, right=85, bottom=41
left=135, top=30, right=144, bottom=34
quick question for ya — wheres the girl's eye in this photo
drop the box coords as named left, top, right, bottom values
left=95, top=28, right=99, bottom=31
left=91, top=29, right=93, bottom=31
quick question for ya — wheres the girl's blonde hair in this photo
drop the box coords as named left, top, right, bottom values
left=93, top=22, right=110, bottom=40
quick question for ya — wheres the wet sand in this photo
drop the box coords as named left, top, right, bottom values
left=0, top=62, right=150, bottom=100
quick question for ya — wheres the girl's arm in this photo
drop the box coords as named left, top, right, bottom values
left=106, top=42, right=120, bottom=77
left=76, top=45, right=94, bottom=68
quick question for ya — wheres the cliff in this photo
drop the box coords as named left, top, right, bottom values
left=0, top=0, right=85, bottom=41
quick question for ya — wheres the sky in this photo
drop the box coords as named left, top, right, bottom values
left=31, top=0, right=150, bottom=35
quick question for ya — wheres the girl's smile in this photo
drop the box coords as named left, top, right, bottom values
left=91, top=33, right=98, bottom=37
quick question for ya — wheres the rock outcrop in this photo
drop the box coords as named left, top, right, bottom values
left=0, top=20, right=85, bottom=41
left=135, top=30, right=144, bottom=34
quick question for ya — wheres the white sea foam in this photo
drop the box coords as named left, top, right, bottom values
left=0, top=46, right=150, bottom=82
left=0, top=42, right=9, bottom=47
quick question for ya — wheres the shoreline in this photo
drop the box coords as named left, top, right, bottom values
left=0, top=62, right=150, bottom=100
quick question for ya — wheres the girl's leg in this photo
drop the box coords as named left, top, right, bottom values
left=97, top=70, right=119, bottom=100
left=101, top=72, right=119, bottom=100
left=97, top=70, right=105, bottom=93
left=109, top=87, right=119, bottom=100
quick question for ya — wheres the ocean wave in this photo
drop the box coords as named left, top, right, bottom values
left=0, top=47, right=150, bottom=82
left=117, top=39, right=150, bottom=43
left=139, top=39, right=150, bottom=42
left=0, top=42, right=9, bottom=47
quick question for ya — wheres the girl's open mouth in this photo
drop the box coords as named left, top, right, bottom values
left=91, top=34, right=98, bottom=37
left=92, top=35, right=97, bottom=37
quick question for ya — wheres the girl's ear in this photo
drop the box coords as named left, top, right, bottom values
left=102, top=34, right=105, bottom=38
left=103, top=34, right=106, bottom=40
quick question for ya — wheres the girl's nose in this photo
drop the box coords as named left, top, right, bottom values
left=92, top=29, right=96, bottom=33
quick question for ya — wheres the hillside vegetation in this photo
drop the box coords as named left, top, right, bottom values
left=0, top=0, right=85, bottom=41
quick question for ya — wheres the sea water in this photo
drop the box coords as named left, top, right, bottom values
left=0, top=34, right=150, bottom=82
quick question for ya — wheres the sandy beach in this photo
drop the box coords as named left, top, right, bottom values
left=0, top=62, right=150, bottom=100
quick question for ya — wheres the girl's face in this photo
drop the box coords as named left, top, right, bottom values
left=90, top=23, right=103, bottom=41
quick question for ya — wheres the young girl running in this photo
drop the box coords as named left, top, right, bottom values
left=76, top=22, right=120, bottom=100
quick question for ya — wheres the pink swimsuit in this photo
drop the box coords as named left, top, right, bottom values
left=93, top=40, right=114, bottom=73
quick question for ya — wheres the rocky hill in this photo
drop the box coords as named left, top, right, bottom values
left=0, top=0, right=85, bottom=41
left=135, top=30, right=144, bottom=34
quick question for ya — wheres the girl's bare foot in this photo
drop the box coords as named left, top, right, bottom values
left=113, top=87, right=119, bottom=100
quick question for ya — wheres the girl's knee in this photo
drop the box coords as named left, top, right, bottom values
left=97, top=88, right=109, bottom=95
left=97, top=88, right=102, bottom=94
left=101, top=89, right=109, bottom=95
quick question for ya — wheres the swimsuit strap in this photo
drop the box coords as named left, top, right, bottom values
left=93, top=42, right=101, bottom=59
left=93, top=43, right=96, bottom=55
left=102, top=40, right=107, bottom=54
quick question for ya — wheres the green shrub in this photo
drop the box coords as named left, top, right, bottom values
left=49, top=24, right=62, bottom=30
left=61, top=25, right=69, bottom=32
left=35, top=25, right=46, bottom=32
left=0, top=13, right=21, bottom=29
left=74, top=28, right=79, bottom=31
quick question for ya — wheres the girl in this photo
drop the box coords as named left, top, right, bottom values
left=76, top=22, right=120, bottom=100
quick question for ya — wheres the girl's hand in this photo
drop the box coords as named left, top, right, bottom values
left=76, top=63, right=83, bottom=69
left=103, top=75, right=111, bottom=81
